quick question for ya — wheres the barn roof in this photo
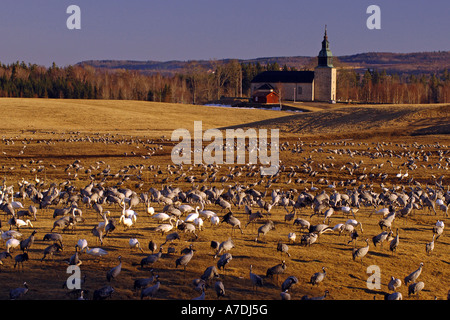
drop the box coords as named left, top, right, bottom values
left=251, top=71, right=314, bottom=84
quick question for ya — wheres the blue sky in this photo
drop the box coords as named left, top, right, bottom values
left=0, top=0, right=449, bottom=67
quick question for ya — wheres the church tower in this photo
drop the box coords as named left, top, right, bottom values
left=314, top=26, right=336, bottom=102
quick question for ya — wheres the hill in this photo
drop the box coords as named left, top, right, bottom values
left=220, top=103, right=450, bottom=139
left=77, top=51, right=450, bottom=75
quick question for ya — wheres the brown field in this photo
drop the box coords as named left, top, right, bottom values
left=0, top=98, right=449, bottom=301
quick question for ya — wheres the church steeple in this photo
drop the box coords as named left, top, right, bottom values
left=318, top=25, right=333, bottom=67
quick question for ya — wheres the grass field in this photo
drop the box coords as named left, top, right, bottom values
left=0, top=98, right=449, bottom=301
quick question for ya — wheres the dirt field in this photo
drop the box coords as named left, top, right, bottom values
left=0, top=98, right=449, bottom=301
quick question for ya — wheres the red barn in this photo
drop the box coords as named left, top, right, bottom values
left=251, top=84, right=279, bottom=104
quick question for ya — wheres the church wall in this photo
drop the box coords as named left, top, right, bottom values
left=314, top=67, right=336, bottom=102
left=251, top=82, right=314, bottom=102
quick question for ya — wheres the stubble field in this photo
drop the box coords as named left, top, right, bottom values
left=0, top=98, right=449, bottom=301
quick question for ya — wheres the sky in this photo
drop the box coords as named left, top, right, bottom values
left=0, top=0, right=449, bottom=67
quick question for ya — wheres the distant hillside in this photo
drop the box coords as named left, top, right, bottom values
left=78, top=51, right=450, bottom=75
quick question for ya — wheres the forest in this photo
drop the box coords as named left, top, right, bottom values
left=0, top=59, right=449, bottom=105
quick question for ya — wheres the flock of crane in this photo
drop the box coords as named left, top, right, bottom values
left=0, top=133, right=449, bottom=300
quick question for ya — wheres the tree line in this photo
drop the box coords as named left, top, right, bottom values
left=0, top=60, right=449, bottom=104
left=337, top=68, right=450, bottom=104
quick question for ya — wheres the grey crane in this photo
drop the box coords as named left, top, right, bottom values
left=93, top=285, right=115, bottom=300
left=214, top=238, right=235, bottom=258
left=215, top=280, right=226, bottom=299
left=301, top=290, right=329, bottom=300
left=162, top=232, right=181, bottom=245
left=42, top=233, right=63, bottom=246
left=217, top=252, right=232, bottom=271
left=9, top=282, right=29, bottom=300
left=425, top=234, right=435, bottom=255
left=322, top=207, right=335, bottom=224
left=106, top=255, right=122, bottom=282
left=28, top=205, right=37, bottom=221
left=293, top=218, right=310, bottom=232
left=192, top=278, right=207, bottom=293
left=140, top=281, right=160, bottom=300
left=276, top=241, right=291, bottom=258
left=14, top=252, right=29, bottom=270
left=20, top=230, right=37, bottom=252
left=249, top=265, right=263, bottom=292
left=433, top=220, right=444, bottom=240
left=41, top=242, right=64, bottom=261
left=266, top=260, right=287, bottom=284
left=148, top=240, right=158, bottom=253
left=246, top=210, right=264, bottom=229
left=408, top=281, right=425, bottom=297
left=210, top=240, right=220, bottom=252
left=308, top=224, right=333, bottom=236
left=91, top=225, right=104, bottom=245
left=352, top=238, right=370, bottom=263
left=310, top=266, right=327, bottom=286
left=281, top=275, right=299, bottom=292
left=104, top=217, right=116, bottom=236
left=221, top=212, right=243, bottom=235
left=389, top=228, right=399, bottom=254
left=192, top=284, right=206, bottom=300
left=385, top=292, right=402, bottom=300
left=175, top=246, right=195, bottom=276
left=388, top=276, right=402, bottom=291
left=133, top=272, right=159, bottom=292
left=180, top=244, right=194, bottom=255
left=280, top=290, right=291, bottom=300
left=378, top=212, right=395, bottom=230
left=51, top=215, right=73, bottom=233
left=300, top=232, right=318, bottom=246
left=404, top=262, right=423, bottom=285
left=68, top=245, right=82, bottom=266
left=201, top=265, right=220, bottom=283
left=141, top=246, right=162, bottom=269
left=216, top=197, right=233, bottom=213
left=0, top=251, right=12, bottom=266
left=256, top=220, right=275, bottom=242
left=372, top=230, right=393, bottom=249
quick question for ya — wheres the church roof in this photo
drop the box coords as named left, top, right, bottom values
left=251, top=71, right=315, bottom=84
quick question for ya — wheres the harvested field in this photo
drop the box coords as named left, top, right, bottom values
left=0, top=98, right=449, bottom=301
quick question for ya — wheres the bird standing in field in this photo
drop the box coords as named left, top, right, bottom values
left=266, top=260, right=287, bottom=285
left=214, top=281, right=226, bottom=299
left=106, top=256, right=122, bottom=282
left=281, top=275, right=299, bottom=292
left=389, top=228, right=399, bottom=254
left=310, top=267, right=327, bottom=286
left=221, top=212, right=244, bottom=235
left=20, top=230, right=37, bottom=252
left=249, top=265, right=263, bottom=292
left=133, top=272, right=159, bottom=293
left=408, top=281, right=425, bottom=298
left=404, top=262, right=423, bottom=285
left=276, top=241, right=291, bottom=258
left=9, top=282, right=29, bottom=300
left=280, top=290, right=291, bottom=300
left=352, top=238, right=369, bottom=263
left=433, top=220, right=444, bottom=240
left=175, top=246, right=195, bottom=276
left=388, top=276, right=402, bottom=292
left=129, top=238, right=144, bottom=253
left=14, top=252, right=29, bottom=270
left=425, top=234, right=435, bottom=255
left=140, top=281, right=160, bottom=300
